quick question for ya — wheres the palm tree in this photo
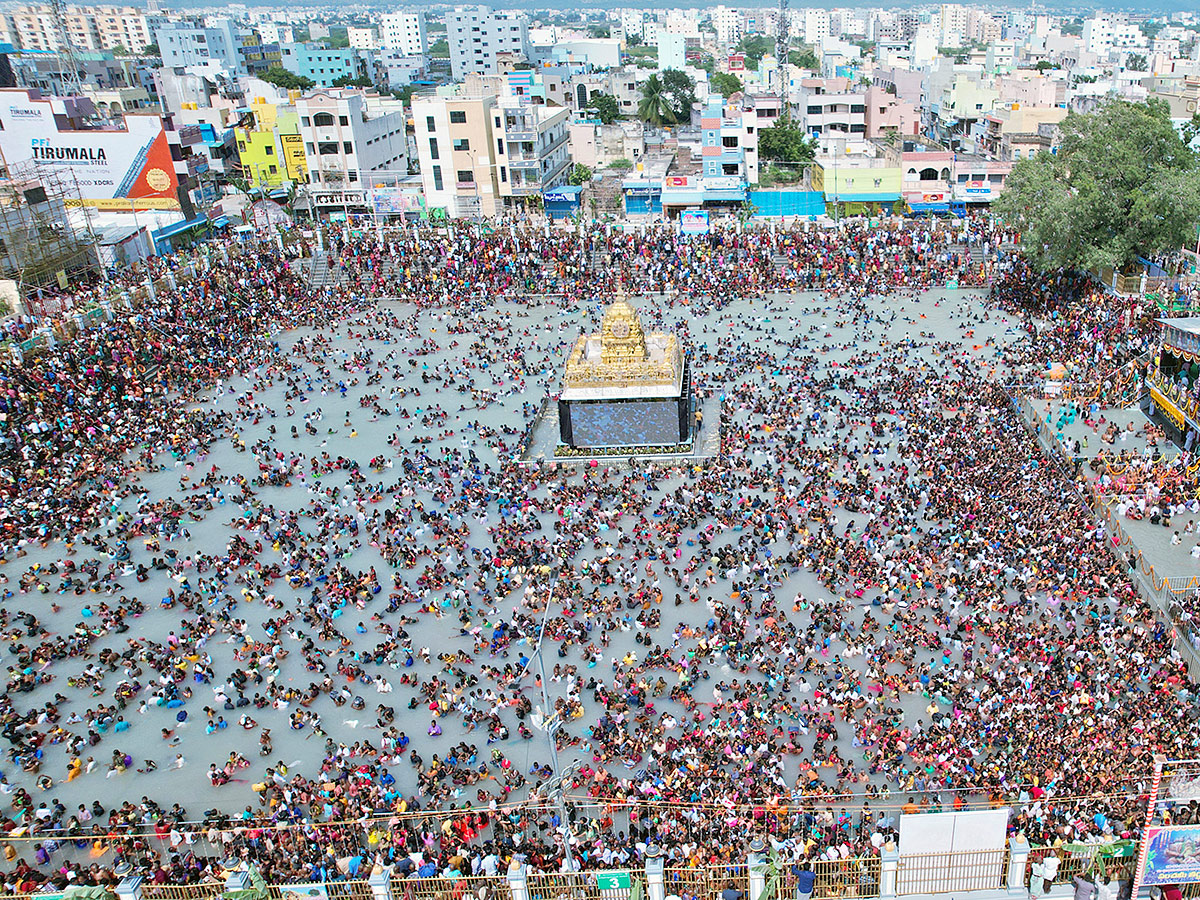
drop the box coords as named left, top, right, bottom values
left=638, top=74, right=676, bottom=129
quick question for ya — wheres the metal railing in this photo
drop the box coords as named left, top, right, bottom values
left=895, top=849, right=1006, bottom=896
left=144, top=885, right=224, bottom=900
left=394, top=875, right=511, bottom=900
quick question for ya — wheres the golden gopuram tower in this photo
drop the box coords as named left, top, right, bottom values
left=558, top=294, right=692, bottom=451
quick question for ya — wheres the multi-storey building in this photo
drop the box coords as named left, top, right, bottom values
left=156, top=19, right=279, bottom=75
left=296, top=89, right=408, bottom=189
left=446, top=6, right=530, bottom=80
left=380, top=13, right=426, bottom=57
left=412, top=93, right=501, bottom=218
left=798, top=77, right=867, bottom=138
left=347, top=27, right=379, bottom=51
left=710, top=6, right=742, bottom=45
left=0, top=4, right=158, bottom=53
left=279, top=43, right=366, bottom=86
left=698, top=95, right=758, bottom=184
left=496, top=98, right=569, bottom=201
left=803, top=9, right=830, bottom=47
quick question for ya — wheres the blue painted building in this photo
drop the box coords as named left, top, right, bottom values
left=280, top=43, right=367, bottom=86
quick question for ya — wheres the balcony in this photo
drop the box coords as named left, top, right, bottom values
left=504, top=129, right=536, bottom=142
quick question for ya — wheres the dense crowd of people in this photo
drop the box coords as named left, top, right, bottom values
left=0, top=218, right=1193, bottom=899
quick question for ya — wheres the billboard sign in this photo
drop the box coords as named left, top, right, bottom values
left=370, top=189, right=425, bottom=215
left=680, top=209, right=709, bottom=234
left=279, top=133, right=308, bottom=182
left=1140, top=825, right=1200, bottom=886
left=1, top=98, right=179, bottom=209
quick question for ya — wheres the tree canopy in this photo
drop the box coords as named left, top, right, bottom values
left=709, top=72, right=743, bottom=98
left=660, top=69, right=697, bottom=122
left=994, top=99, right=1200, bottom=271
left=587, top=93, right=621, bottom=124
left=789, top=48, right=820, bottom=70
left=637, top=74, right=676, bottom=128
left=260, top=66, right=314, bottom=91
left=736, top=35, right=774, bottom=67
left=568, top=163, right=593, bottom=186
left=758, top=113, right=816, bottom=164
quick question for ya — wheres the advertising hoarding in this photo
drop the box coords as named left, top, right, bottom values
left=0, top=97, right=180, bottom=209
left=279, top=133, right=308, bottom=182
left=680, top=209, right=710, bottom=234
left=1140, top=825, right=1200, bottom=886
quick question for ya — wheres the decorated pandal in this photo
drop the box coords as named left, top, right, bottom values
left=1147, top=317, right=1200, bottom=439
left=557, top=294, right=694, bottom=453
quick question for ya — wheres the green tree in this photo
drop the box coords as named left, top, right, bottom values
left=789, top=48, right=820, bottom=69
left=588, top=92, right=621, bottom=124
left=142, top=41, right=159, bottom=55
left=994, top=99, right=1200, bottom=271
left=568, top=163, right=594, bottom=186
left=332, top=74, right=372, bottom=88
left=1034, top=60, right=1057, bottom=72
left=736, top=34, right=774, bottom=67
left=260, top=66, right=315, bottom=91
left=661, top=69, right=696, bottom=121
left=1182, top=111, right=1200, bottom=147
left=710, top=72, right=743, bottom=98
left=638, top=74, right=677, bottom=127
left=429, top=38, right=449, bottom=58
left=1126, top=52, right=1148, bottom=71
left=608, top=158, right=634, bottom=170
left=110, top=43, right=128, bottom=56
left=588, top=24, right=610, bottom=38
left=758, top=113, right=816, bottom=164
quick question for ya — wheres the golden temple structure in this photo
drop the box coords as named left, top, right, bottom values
left=561, top=297, right=684, bottom=398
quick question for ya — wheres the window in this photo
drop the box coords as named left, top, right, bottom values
left=851, top=104, right=865, bottom=114
left=500, top=166, right=506, bottom=182
left=807, top=105, right=822, bottom=115
left=313, top=112, right=335, bottom=127
left=268, top=164, right=277, bottom=174
left=426, top=115, right=435, bottom=132
left=497, top=138, right=504, bottom=154
left=453, top=138, right=470, bottom=151
left=457, top=170, right=474, bottom=184
left=318, top=141, right=338, bottom=155
left=722, top=136, right=738, bottom=148
left=450, top=110, right=467, bottom=123
left=429, top=137, right=439, bottom=160
left=343, top=141, right=352, bottom=153
left=348, top=171, right=358, bottom=181
left=339, top=115, right=349, bottom=126
left=300, top=116, right=310, bottom=126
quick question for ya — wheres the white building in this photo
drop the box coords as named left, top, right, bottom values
left=939, top=4, right=968, bottom=48
left=446, top=6, right=530, bottom=80
left=711, top=6, right=742, bottom=45
left=380, top=12, right=427, bottom=57
left=619, top=10, right=645, bottom=43
left=296, top=89, right=409, bottom=189
left=658, top=32, right=689, bottom=70
left=257, top=23, right=295, bottom=45
left=347, top=27, right=379, bottom=51
left=803, top=9, right=830, bottom=48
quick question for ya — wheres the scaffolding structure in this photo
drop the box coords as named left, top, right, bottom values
left=0, top=159, right=99, bottom=302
